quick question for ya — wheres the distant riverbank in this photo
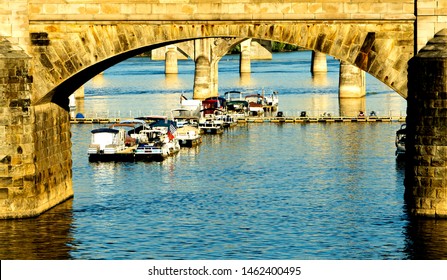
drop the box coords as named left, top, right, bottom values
left=138, top=42, right=303, bottom=57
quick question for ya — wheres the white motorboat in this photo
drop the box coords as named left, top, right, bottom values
left=134, top=120, right=180, bottom=161
left=395, top=123, right=406, bottom=158
left=171, top=108, right=200, bottom=128
left=265, top=90, right=279, bottom=110
left=176, top=125, right=202, bottom=147
left=87, top=127, right=135, bottom=162
left=224, top=91, right=249, bottom=116
left=245, top=94, right=265, bottom=116
left=198, top=99, right=225, bottom=134
left=218, top=114, right=238, bottom=128
left=198, top=113, right=224, bottom=134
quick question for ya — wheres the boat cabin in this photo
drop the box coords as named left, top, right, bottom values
left=202, top=99, right=224, bottom=116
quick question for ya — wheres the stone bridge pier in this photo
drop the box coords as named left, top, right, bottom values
left=154, top=38, right=271, bottom=99
left=405, top=29, right=447, bottom=218
left=0, top=39, right=73, bottom=219
left=193, top=38, right=246, bottom=100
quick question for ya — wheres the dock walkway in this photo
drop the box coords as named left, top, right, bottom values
left=239, top=116, right=405, bottom=123
left=70, top=116, right=406, bottom=124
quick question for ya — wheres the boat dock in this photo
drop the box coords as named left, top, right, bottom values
left=239, top=116, right=406, bottom=123
left=70, top=115, right=406, bottom=124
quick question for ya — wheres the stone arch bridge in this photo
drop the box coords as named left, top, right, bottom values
left=0, top=0, right=446, bottom=218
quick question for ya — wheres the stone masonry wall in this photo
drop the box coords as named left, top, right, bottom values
left=406, top=29, right=447, bottom=218
left=27, top=0, right=415, bottom=21
left=416, top=0, right=447, bottom=52
left=0, top=38, right=73, bottom=219
left=0, top=0, right=29, bottom=46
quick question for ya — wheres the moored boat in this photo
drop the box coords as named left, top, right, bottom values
left=265, top=90, right=279, bottom=111
left=113, top=119, right=147, bottom=145
left=244, top=89, right=279, bottom=115
left=199, top=99, right=225, bottom=134
left=201, top=97, right=226, bottom=115
left=219, top=114, right=238, bottom=128
left=134, top=120, right=180, bottom=161
left=198, top=114, right=224, bottom=134
left=245, top=94, right=266, bottom=116
left=171, top=98, right=202, bottom=127
left=171, top=108, right=200, bottom=128
left=87, top=127, right=135, bottom=162
left=395, top=123, right=406, bottom=158
left=88, top=120, right=148, bottom=162
left=225, top=91, right=249, bottom=116
left=134, top=129, right=178, bottom=161
left=176, top=125, right=202, bottom=147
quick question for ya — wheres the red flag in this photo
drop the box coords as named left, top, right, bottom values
left=168, top=123, right=176, bottom=140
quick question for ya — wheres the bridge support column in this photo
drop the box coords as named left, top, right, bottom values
left=250, top=39, right=272, bottom=60
left=74, top=85, right=84, bottom=99
left=240, top=39, right=251, bottom=73
left=193, top=55, right=211, bottom=100
left=338, top=61, right=366, bottom=99
left=165, top=47, right=178, bottom=74
left=0, top=39, right=73, bottom=219
left=193, top=38, right=233, bottom=99
left=338, top=61, right=366, bottom=117
left=311, top=51, right=327, bottom=74
left=193, top=39, right=213, bottom=100
left=69, top=86, right=84, bottom=117
left=210, top=60, right=219, bottom=97
left=405, top=29, right=447, bottom=218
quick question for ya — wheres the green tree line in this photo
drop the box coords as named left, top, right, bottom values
left=228, top=41, right=302, bottom=54
left=139, top=41, right=303, bottom=56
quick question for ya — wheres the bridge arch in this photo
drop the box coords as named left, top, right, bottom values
left=31, top=22, right=413, bottom=108
left=0, top=21, right=415, bottom=219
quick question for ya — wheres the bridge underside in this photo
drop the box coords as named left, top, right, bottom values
left=28, top=21, right=413, bottom=107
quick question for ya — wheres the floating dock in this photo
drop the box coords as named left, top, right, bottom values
left=239, top=116, right=405, bottom=123
left=70, top=116, right=405, bottom=124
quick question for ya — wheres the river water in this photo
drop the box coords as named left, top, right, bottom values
left=1, top=51, right=447, bottom=260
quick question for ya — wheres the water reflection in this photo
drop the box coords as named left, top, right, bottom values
left=395, top=160, right=447, bottom=260
left=395, top=159, right=406, bottom=181
left=164, top=73, right=181, bottom=89
left=404, top=218, right=447, bottom=259
left=339, top=97, right=366, bottom=117
left=310, top=94, right=333, bottom=116
left=3, top=125, right=447, bottom=260
left=239, top=72, right=252, bottom=86
left=75, top=97, right=85, bottom=116
left=312, top=73, right=329, bottom=87
left=0, top=200, right=75, bottom=260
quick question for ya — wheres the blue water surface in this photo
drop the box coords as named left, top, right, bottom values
left=1, top=51, right=446, bottom=260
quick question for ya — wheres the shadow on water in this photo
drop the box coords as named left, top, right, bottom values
left=396, top=159, right=447, bottom=260
left=0, top=199, right=75, bottom=260
left=403, top=217, right=447, bottom=259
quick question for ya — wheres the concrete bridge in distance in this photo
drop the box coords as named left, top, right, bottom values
left=0, top=0, right=446, bottom=219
